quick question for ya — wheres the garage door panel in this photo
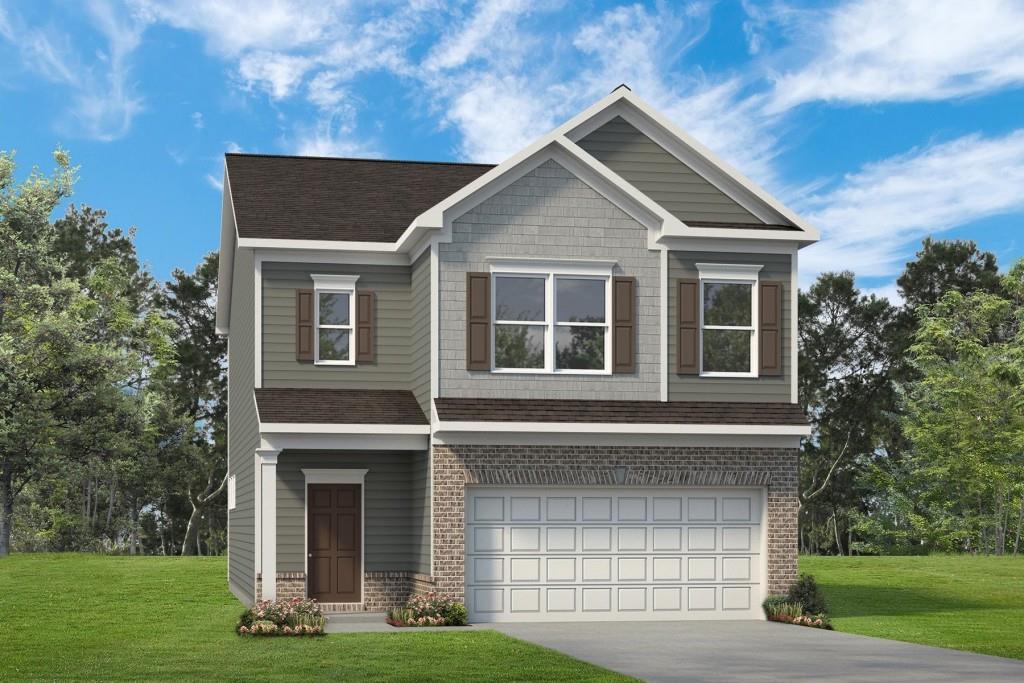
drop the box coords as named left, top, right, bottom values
left=466, top=487, right=764, bottom=622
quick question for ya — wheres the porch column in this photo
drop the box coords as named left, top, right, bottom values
left=257, top=448, right=281, bottom=600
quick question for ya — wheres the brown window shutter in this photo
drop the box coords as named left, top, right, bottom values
left=466, top=272, right=490, bottom=371
left=612, top=276, right=636, bottom=374
left=296, top=288, right=314, bottom=362
left=676, top=279, right=699, bottom=374
left=356, top=290, right=375, bottom=363
left=759, top=281, right=783, bottom=376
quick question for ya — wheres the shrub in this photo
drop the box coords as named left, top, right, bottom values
left=762, top=596, right=803, bottom=621
left=386, top=592, right=468, bottom=627
left=787, top=574, right=828, bottom=616
left=237, top=597, right=325, bottom=636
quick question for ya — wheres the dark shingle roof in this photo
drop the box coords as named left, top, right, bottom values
left=256, top=388, right=428, bottom=425
left=226, top=153, right=494, bottom=242
left=434, top=398, right=807, bottom=425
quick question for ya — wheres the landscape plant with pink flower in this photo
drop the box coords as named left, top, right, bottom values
left=237, top=597, right=325, bottom=636
left=386, top=592, right=468, bottom=627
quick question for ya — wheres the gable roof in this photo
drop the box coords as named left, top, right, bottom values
left=255, top=388, right=428, bottom=425
left=226, top=153, right=493, bottom=242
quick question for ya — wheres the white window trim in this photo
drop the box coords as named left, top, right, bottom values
left=696, top=263, right=762, bottom=378
left=311, top=273, right=359, bottom=366
left=488, top=261, right=615, bottom=375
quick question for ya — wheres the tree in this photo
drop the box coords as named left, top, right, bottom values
left=897, top=237, right=1003, bottom=311
left=157, top=253, right=227, bottom=555
left=900, top=260, right=1024, bottom=554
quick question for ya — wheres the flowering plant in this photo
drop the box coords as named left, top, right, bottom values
left=237, top=597, right=325, bottom=636
left=386, top=592, right=468, bottom=627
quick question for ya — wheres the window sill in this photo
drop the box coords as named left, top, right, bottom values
left=699, top=372, right=758, bottom=378
left=314, top=360, right=356, bottom=367
left=489, top=368, right=612, bottom=376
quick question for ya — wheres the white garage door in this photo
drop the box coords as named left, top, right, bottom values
left=465, top=487, right=765, bottom=622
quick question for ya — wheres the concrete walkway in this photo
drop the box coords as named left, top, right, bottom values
left=490, top=620, right=1024, bottom=682
left=324, top=612, right=480, bottom=633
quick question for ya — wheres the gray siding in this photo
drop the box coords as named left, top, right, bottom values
left=439, top=159, right=661, bottom=400
left=668, top=251, right=792, bottom=402
left=276, top=451, right=430, bottom=574
left=410, top=252, right=432, bottom=416
left=227, top=245, right=258, bottom=603
left=578, top=116, right=760, bottom=224
left=262, top=262, right=413, bottom=390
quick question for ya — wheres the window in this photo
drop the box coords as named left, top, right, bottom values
left=697, top=263, right=762, bottom=377
left=312, top=274, right=359, bottom=365
left=227, top=475, right=236, bottom=511
left=490, top=260, right=613, bottom=374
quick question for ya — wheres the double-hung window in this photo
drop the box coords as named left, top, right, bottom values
left=490, top=260, right=613, bottom=374
left=312, top=274, right=359, bottom=365
left=696, top=263, right=762, bottom=377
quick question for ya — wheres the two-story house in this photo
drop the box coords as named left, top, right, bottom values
left=217, top=86, right=817, bottom=622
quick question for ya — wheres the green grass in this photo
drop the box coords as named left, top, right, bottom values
left=800, top=555, right=1024, bottom=660
left=0, top=554, right=632, bottom=682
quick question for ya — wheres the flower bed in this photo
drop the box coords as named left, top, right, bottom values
left=386, top=592, right=468, bottom=627
left=762, top=574, right=833, bottom=630
left=237, top=597, right=325, bottom=636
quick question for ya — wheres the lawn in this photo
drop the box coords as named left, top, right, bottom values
left=801, top=555, right=1024, bottom=660
left=0, top=554, right=631, bottom=682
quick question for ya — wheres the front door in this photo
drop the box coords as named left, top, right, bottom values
left=308, top=484, right=362, bottom=602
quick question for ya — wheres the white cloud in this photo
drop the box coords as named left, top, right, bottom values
left=290, top=105, right=377, bottom=158
left=862, top=282, right=904, bottom=306
left=766, top=0, right=1024, bottom=112
left=237, top=51, right=312, bottom=99
left=422, top=0, right=533, bottom=73
left=191, top=111, right=204, bottom=128
left=205, top=173, right=223, bottom=191
left=799, top=129, right=1024, bottom=282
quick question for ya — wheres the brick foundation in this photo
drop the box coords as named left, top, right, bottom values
left=431, top=444, right=799, bottom=597
left=254, top=571, right=435, bottom=611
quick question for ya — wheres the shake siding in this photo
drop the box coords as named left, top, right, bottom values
left=668, top=251, right=792, bottom=402
left=409, top=252, right=432, bottom=417
left=227, top=245, right=258, bottom=603
left=577, top=116, right=761, bottom=224
left=275, top=451, right=430, bottom=573
left=438, top=159, right=661, bottom=400
left=261, top=262, right=412, bottom=389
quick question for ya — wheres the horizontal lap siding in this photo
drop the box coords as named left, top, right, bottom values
left=276, top=451, right=430, bottom=573
left=577, top=117, right=761, bottom=224
left=668, top=251, right=792, bottom=402
left=228, top=246, right=258, bottom=602
left=439, top=159, right=661, bottom=400
left=261, top=262, right=412, bottom=389
left=410, top=252, right=431, bottom=417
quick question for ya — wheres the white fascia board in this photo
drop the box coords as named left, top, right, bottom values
left=260, top=433, right=429, bottom=452
left=215, top=161, right=237, bottom=335
left=657, top=236, right=804, bottom=255
left=259, top=422, right=431, bottom=435
left=236, top=237, right=401, bottom=252
left=257, top=249, right=409, bottom=267
left=660, top=225, right=816, bottom=245
left=433, top=431, right=802, bottom=449
left=434, top=421, right=811, bottom=436
left=608, top=92, right=821, bottom=242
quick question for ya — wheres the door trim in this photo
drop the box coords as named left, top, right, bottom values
left=303, top=469, right=367, bottom=603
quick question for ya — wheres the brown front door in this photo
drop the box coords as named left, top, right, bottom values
left=307, top=484, right=361, bottom=602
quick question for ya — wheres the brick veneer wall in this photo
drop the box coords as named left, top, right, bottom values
left=255, top=571, right=435, bottom=611
left=431, top=444, right=799, bottom=597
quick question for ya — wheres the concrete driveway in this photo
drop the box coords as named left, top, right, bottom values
left=489, top=621, right=1024, bottom=682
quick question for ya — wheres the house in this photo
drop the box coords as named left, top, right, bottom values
left=216, top=86, right=817, bottom=622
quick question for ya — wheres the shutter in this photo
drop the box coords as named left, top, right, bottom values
left=356, top=290, right=375, bottom=363
left=759, top=281, right=783, bottom=376
left=612, top=276, right=636, bottom=374
left=676, top=279, right=699, bottom=374
left=296, top=288, right=314, bottom=362
left=466, top=272, right=490, bottom=371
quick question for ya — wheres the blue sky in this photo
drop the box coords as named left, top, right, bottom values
left=2, top=0, right=1022, bottom=300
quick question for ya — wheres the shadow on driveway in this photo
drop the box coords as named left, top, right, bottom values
left=489, top=620, right=1024, bottom=683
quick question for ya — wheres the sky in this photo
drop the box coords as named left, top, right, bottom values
left=2, top=0, right=1023, bottom=301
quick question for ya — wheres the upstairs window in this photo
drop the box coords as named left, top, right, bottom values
left=697, top=263, right=761, bottom=377
left=312, top=274, right=359, bottom=365
left=490, top=260, right=613, bottom=374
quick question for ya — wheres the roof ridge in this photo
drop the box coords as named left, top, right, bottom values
left=225, top=151, right=496, bottom=168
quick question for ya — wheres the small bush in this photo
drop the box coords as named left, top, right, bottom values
left=787, top=574, right=828, bottom=616
left=237, top=597, right=325, bottom=636
left=762, top=595, right=803, bottom=621
left=386, top=592, right=468, bottom=627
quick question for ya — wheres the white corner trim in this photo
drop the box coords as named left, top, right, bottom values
left=430, top=241, right=440, bottom=400
left=487, top=257, right=617, bottom=277
left=215, top=160, right=238, bottom=336
left=660, top=247, right=669, bottom=402
left=311, top=273, right=360, bottom=289
left=302, top=468, right=368, bottom=485
left=254, top=254, right=262, bottom=387
left=696, top=263, right=763, bottom=281
left=791, top=247, right=799, bottom=404
left=259, top=422, right=431, bottom=435
left=434, top=421, right=811, bottom=436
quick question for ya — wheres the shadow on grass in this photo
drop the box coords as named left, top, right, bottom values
left=821, top=585, right=991, bottom=618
